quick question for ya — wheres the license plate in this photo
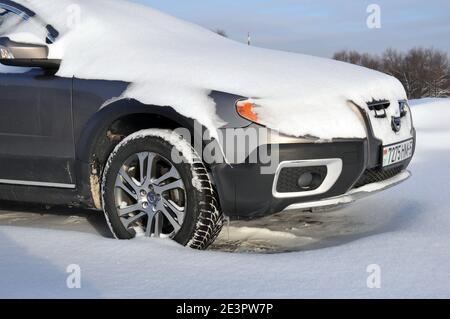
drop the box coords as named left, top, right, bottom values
left=382, top=139, right=414, bottom=167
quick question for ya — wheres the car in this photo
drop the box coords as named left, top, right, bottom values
left=0, top=0, right=416, bottom=249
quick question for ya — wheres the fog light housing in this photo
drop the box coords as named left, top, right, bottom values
left=277, top=166, right=328, bottom=193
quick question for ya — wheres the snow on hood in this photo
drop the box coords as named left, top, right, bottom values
left=10, top=0, right=407, bottom=140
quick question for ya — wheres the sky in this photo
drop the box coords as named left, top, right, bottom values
left=135, top=0, right=450, bottom=58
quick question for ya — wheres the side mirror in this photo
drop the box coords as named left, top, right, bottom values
left=0, top=37, right=60, bottom=70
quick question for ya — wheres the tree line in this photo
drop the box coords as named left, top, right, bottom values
left=333, top=48, right=450, bottom=99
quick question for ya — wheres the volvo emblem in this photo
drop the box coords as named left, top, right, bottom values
left=391, top=116, right=402, bottom=133
left=147, top=191, right=158, bottom=204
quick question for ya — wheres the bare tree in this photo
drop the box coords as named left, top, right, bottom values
left=360, top=53, right=382, bottom=71
left=333, top=47, right=450, bottom=99
left=333, top=50, right=382, bottom=71
left=425, top=49, right=449, bottom=97
left=402, top=48, right=449, bottom=98
left=214, top=29, right=228, bottom=38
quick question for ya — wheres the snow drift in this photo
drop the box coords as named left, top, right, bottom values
left=8, top=0, right=408, bottom=141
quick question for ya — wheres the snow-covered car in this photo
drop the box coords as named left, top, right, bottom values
left=0, top=0, right=415, bottom=249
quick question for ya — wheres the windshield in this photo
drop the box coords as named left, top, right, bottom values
left=0, top=7, right=29, bottom=34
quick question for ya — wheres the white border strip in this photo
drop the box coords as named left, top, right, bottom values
left=0, top=179, right=76, bottom=189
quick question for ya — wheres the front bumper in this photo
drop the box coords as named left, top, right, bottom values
left=211, top=130, right=416, bottom=219
left=285, top=170, right=411, bottom=211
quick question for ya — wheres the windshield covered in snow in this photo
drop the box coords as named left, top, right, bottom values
left=0, top=3, right=56, bottom=44
left=0, top=7, right=27, bottom=34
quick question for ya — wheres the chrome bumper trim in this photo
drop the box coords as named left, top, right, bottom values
left=0, top=179, right=76, bottom=189
left=284, top=170, right=411, bottom=211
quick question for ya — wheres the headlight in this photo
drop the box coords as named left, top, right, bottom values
left=236, top=99, right=260, bottom=123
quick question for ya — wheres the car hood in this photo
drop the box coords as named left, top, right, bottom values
left=15, top=0, right=409, bottom=141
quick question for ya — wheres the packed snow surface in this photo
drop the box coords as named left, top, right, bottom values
left=8, top=0, right=408, bottom=141
left=0, top=98, right=449, bottom=298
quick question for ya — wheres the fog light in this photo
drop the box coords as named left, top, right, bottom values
left=297, top=172, right=314, bottom=189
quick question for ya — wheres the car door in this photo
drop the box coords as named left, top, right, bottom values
left=0, top=2, right=75, bottom=188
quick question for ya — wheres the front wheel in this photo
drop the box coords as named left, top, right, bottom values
left=101, top=129, right=223, bottom=250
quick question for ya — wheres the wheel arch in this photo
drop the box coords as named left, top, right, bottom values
left=75, top=98, right=201, bottom=209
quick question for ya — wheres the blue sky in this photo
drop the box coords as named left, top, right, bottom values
left=134, top=0, right=450, bottom=57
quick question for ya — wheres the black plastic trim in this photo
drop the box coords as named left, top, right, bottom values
left=0, top=58, right=61, bottom=69
left=211, top=140, right=367, bottom=219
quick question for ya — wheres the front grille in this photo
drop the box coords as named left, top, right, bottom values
left=354, top=166, right=403, bottom=189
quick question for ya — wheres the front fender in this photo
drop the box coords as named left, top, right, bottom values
left=75, top=98, right=197, bottom=163
left=74, top=99, right=200, bottom=208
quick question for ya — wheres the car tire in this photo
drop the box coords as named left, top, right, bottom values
left=101, top=129, right=223, bottom=250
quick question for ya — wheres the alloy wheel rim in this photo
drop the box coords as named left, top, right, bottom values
left=114, top=152, right=186, bottom=238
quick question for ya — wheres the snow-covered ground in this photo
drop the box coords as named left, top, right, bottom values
left=1, top=98, right=449, bottom=298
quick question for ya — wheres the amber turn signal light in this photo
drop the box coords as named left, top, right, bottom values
left=236, top=100, right=259, bottom=123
